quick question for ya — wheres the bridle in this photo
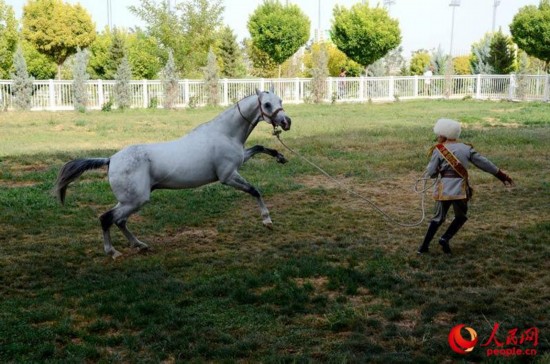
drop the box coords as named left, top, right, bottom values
left=237, top=94, right=285, bottom=127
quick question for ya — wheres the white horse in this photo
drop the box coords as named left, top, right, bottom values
left=55, top=89, right=291, bottom=258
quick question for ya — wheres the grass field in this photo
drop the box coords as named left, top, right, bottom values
left=0, top=100, right=549, bottom=363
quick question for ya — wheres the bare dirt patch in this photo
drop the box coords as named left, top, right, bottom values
left=0, top=180, right=40, bottom=188
left=156, top=227, right=218, bottom=252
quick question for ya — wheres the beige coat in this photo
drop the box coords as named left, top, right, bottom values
left=427, top=142, right=499, bottom=201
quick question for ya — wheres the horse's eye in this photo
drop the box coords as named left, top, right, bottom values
left=265, top=102, right=272, bottom=109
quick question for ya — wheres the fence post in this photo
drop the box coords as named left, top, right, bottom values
left=359, top=76, right=365, bottom=102
left=414, top=75, right=419, bottom=97
left=260, top=78, right=265, bottom=91
left=294, top=78, right=300, bottom=103
left=142, top=80, right=148, bottom=108
left=223, top=78, right=229, bottom=106
left=184, top=79, right=189, bottom=106
left=97, top=79, right=104, bottom=109
left=327, top=77, right=333, bottom=102
left=508, top=74, right=516, bottom=100
left=545, top=74, right=550, bottom=102
left=476, top=74, right=482, bottom=99
left=389, top=76, right=394, bottom=101
left=48, top=79, right=55, bottom=111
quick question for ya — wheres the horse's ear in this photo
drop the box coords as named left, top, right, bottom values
left=256, top=88, right=261, bottom=96
left=269, top=83, right=275, bottom=93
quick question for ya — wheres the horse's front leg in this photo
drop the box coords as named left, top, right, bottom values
left=244, top=145, right=287, bottom=164
left=221, top=171, right=273, bottom=229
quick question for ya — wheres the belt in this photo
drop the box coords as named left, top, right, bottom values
left=440, top=170, right=462, bottom=178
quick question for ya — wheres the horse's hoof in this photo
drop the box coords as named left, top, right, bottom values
left=111, top=250, right=123, bottom=260
left=263, top=220, right=273, bottom=230
left=133, top=242, right=149, bottom=250
left=137, top=245, right=151, bottom=253
left=277, top=155, right=288, bottom=164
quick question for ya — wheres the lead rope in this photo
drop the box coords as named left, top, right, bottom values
left=272, top=128, right=436, bottom=228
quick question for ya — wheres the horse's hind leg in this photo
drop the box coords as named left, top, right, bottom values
left=100, top=208, right=123, bottom=259
left=244, top=145, right=287, bottom=164
left=100, top=202, right=148, bottom=259
left=116, top=219, right=149, bottom=250
left=221, top=171, right=273, bottom=228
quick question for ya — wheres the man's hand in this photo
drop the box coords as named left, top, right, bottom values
left=496, top=169, right=514, bottom=187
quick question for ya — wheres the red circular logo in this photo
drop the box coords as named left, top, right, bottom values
left=448, top=324, right=478, bottom=354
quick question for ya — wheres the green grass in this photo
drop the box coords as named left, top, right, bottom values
left=0, top=100, right=549, bottom=363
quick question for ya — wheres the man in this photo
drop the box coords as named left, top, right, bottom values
left=418, top=118, right=514, bottom=255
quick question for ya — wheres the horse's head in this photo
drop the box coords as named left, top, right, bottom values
left=256, top=88, right=291, bottom=131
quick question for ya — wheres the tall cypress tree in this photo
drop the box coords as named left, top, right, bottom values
left=11, top=46, right=34, bottom=111
left=218, top=26, right=244, bottom=78
left=105, top=28, right=126, bottom=79
left=203, top=48, right=219, bottom=106
left=114, top=54, right=132, bottom=109
left=162, top=49, right=179, bottom=109
left=72, top=47, right=89, bottom=112
left=489, top=30, right=517, bottom=74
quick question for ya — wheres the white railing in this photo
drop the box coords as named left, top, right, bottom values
left=0, top=74, right=548, bottom=111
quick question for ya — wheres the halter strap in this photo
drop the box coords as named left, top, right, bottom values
left=236, top=94, right=285, bottom=127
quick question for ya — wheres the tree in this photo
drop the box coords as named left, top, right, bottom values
left=510, top=0, right=550, bottom=72
left=409, top=50, right=431, bottom=75
left=383, top=46, right=406, bottom=76
left=453, top=56, right=472, bottom=75
left=368, top=46, right=405, bottom=76
left=114, top=55, right=132, bottom=109
left=180, top=0, right=224, bottom=77
left=331, top=2, right=401, bottom=70
left=0, top=0, right=18, bottom=79
left=431, top=46, right=450, bottom=75
left=21, top=40, right=57, bottom=79
left=470, top=33, right=494, bottom=74
left=489, top=30, right=517, bottom=74
left=248, top=0, right=310, bottom=77
left=218, top=26, right=246, bottom=78
left=127, top=29, right=163, bottom=79
left=23, top=0, right=96, bottom=79
left=130, top=0, right=224, bottom=77
left=72, top=47, right=89, bottom=112
left=310, top=43, right=329, bottom=103
left=87, top=27, right=112, bottom=79
left=11, top=46, right=34, bottom=111
left=162, top=49, right=179, bottom=109
left=304, top=41, right=362, bottom=77
left=105, top=28, right=126, bottom=80
left=243, top=38, right=278, bottom=78
left=203, top=47, right=219, bottom=106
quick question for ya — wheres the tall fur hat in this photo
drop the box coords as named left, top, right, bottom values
left=433, top=118, right=461, bottom=139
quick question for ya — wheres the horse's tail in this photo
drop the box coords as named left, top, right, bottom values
left=55, top=158, right=110, bottom=204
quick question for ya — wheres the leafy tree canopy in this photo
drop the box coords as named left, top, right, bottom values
left=218, top=26, right=246, bottom=78
left=510, top=0, right=550, bottom=71
left=23, top=0, right=96, bottom=79
left=248, top=0, right=310, bottom=66
left=0, top=0, right=18, bottom=78
left=470, top=33, right=494, bottom=74
left=303, top=41, right=362, bottom=77
left=409, top=50, right=431, bottom=75
left=330, top=2, right=401, bottom=68
left=489, top=30, right=517, bottom=74
left=453, top=55, right=471, bottom=75
left=22, top=40, right=57, bottom=79
left=130, top=0, right=224, bottom=77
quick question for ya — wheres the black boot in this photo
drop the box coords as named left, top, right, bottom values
left=439, top=216, right=468, bottom=254
left=418, top=221, right=441, bottom=254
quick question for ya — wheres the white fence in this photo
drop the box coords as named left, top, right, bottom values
left=0, top=74, right=548, bottom=111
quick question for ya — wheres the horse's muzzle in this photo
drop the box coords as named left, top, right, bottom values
left=280, top=116, right=291, bottom=131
